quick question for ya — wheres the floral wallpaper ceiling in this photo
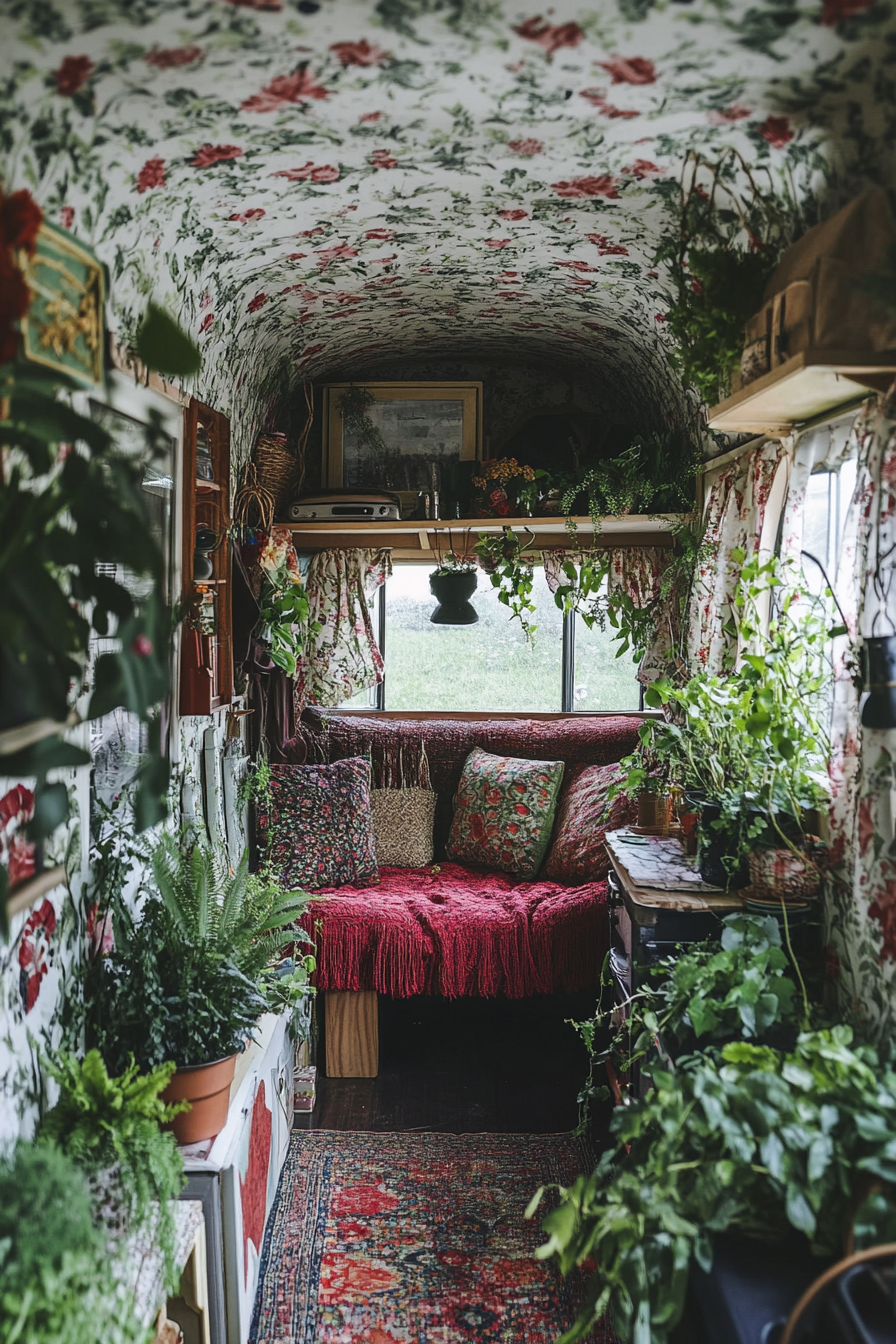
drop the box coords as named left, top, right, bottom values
left=1, top=0, right=894, bottom=449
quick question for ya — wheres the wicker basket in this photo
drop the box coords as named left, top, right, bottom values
left=747, top=847, right=821, bottom=899
left=253, top=432, right=296, bottom=511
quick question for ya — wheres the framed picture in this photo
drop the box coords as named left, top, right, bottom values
left=323, top=382, right=482, bottom=491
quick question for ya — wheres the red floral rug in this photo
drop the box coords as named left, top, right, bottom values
left=250, top=1130, right=614, bottom=1344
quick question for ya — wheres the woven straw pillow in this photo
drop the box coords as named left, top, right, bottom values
left=371, top=788, right=436, bottom=868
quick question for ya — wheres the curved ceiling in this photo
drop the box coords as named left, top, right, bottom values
left=3, top=0, right=894, bottom=453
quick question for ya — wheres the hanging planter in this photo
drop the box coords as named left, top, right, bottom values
left=429, top=569, right=479, bottom=625
left=861, top=634, right=896, bottom=729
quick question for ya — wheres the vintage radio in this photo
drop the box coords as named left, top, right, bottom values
left=288, top=491, right=402, bottom=522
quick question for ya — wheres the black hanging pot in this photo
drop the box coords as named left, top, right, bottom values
left=429, top=571, right=478, bottom=626
left=861, top=635, right=896, bottom=729
left=696, top=801, right=748, bottom=889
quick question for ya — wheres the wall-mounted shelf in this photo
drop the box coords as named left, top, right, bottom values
left=707, top=348, right=896, bottom=433
left=288, top=513, right=678, bottom=559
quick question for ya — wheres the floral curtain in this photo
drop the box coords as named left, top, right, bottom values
left=687, top=440, right=787, bottom=673
left=824, top=393, right=896, bottom=1034
left=295, top=547, right=392, bottom=710
left=543, top=546, right=672, bottom=684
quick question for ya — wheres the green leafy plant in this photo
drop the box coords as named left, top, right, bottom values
left=88, top=839, right=311, bottom=1072
left=474, top=528, right=538, bottom=640
left=432, top=550, right=476, bottom=577
left=261, top=954, right=317, bottom=1044
left=532, top=1027, right=896, bottom=1344
left=0, top=1141, right=148, bottom=1344
left=574, top=913, right=805, bottom=1121
left=38, top=1050, right=185, bottom=1288
left=255, top=531, right=316, bottom=677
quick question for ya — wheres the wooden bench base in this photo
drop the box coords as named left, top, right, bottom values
left=325, top=991, right=379, bottom=1077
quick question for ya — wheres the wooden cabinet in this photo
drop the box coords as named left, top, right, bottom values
left=180, top=399, right=233, bottom=716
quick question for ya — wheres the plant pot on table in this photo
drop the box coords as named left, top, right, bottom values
left=161, top=1054, right=237, bottom=1146
left=697, top=801, right=748, bottom=889
left=637, top=790, right=672, bottom=831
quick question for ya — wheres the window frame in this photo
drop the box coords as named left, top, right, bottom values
left=339, top=562, right=647, bottom=716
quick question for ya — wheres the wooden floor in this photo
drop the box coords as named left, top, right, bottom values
left=294, top=992, right=598, bottom=1133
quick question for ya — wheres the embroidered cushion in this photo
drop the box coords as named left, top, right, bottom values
left=542, top=763, right=637, bottom=884
left=264, top=758, right=379, bottom=890
left=446, top=747, right=565, bottom=880
left=371, top=787, right=436, bottom=868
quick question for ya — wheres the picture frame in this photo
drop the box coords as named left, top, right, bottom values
left=323, top=382, right=482, bottom=492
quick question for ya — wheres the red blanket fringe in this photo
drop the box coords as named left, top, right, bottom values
left=300, top=862, right=609, bottom=999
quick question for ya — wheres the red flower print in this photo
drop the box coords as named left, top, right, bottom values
left=370, top=149, right=398, bottom=169
left=822, top=0, right=873, bottom=22
left=498, top=208, right=528, bottom=220
left=365, top=227, right=395, bottom=240
left=623, top=159, right=662, bottom=178
left=192, top=143, right=244, bottom=168
left=360, top=111, right=382, bottom=123
left=484, top=238, right=511, bottom=249
left=315, top=243, right=359, bottom=268
left=86, top=902, right=114, bottom=958
left=55, top=55, right=94, bottom=96
left=59, top=206, right=75, bottom=228
left=471, top=814, right=486, bottom=841
left=273, top=162, right=340, bottom=183
left=247, top=292, right=268, bottom=312
left=757, top=115, right=794, bottom=147
left=18, top=899, right=56, bottom=1014
left=136, top=157, right=166, bottom=193
left=858, top=797, right=876, bottom=856
left=508, top=137, right=543, bottom=156
left=707, top=104, right=752, bottom=124
left=241, top=65, right=329, bottom=113
left=579, top=88, right=639, bottom=119
left=239, top=1083, right=272, bottom=1282
left=330, top=39, right=390, bottom=66
left=144, top=45, right=203, bottom=67
left=199, top=311, right=214, bottom=336
left=551, top=174, right=620, bottom=199
left=555, top=259, right=596, bottom=271
left=8, top=833, right=35, bottom=888
left=597, top=56, right=656, bottom=84
left=0, top=785, right=34, bottom=834
left=288, top=252, right=308, bottom=259
left=585, top=232, right=629, bottom=256
left=513, top=16, right=584, bottom=57
left=515, top=804, right=530, bottom=815
left=230, top=208, right=266, bottom=222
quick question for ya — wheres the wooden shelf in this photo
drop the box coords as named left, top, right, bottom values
left=0, top=717, right=71, bottom=757
left=707, top=348, right=896, bottom=433
left=288, top=513, right=679, bottom=557
left=6, top=865, right=66, bottom=922
left=196, top=479, right=222, bottom=491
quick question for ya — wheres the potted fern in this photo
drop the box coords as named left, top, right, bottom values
left=89, top=836, right=311, bottom=1144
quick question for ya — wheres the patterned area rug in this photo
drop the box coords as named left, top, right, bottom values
left=250, top=1130, right=613, bottom=1344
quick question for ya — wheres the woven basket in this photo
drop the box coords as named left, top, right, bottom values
left=253, top=432, right=296, bottom=510
left=747, top=848, right=820, bottom=899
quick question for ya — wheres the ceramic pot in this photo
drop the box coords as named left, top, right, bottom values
left=161, top=1054, right=237, bottom=1146
left=862, top=635, right=896, bottom=729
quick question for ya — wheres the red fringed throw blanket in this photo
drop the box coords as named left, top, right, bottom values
left=300, top=862, right=609, bottom=999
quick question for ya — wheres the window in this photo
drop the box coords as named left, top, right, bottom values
left=801, top=456, right=858, bottom=600
left=342, top=564, right=641, bottom=713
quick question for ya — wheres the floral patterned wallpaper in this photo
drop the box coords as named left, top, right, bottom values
left=2, top=0, right=895, bottom=457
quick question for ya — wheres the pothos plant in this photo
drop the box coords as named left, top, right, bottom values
left=532, top=1026, right=896, bottom=1344
left=474, top=528, right=538, bottom=640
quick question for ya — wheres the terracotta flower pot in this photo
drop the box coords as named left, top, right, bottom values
left=637, top=791, right=671, bottom=831
left=161, top=1054, right=237, bottom=1146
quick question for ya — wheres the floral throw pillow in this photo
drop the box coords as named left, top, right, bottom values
left=263, top=758, right=379, bottom=890
left=542, top=763, right=637, bottom=885
left=446, top=748, right=565, bottom=880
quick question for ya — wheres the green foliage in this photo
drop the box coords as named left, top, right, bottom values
left=574, top=914, right=805, bottom=1123
left=559, top=430, right=699, bottom=530
left=534, top=1027, right=896, bottom=1344
left=133, top=303, right=202, bottom=379
left=38, top=1050, right=185, bottom=1289
left=261, top=955, right=317, bottom=1044
left=474, top=529, right=538, bottom=640
left=254, top=536, right=318, bottom=678
left=336, top=385, right=389, bottom=461
left=0, top=1141, right=148, bottom=1344
left=89, top=839, right=311, bottom=1071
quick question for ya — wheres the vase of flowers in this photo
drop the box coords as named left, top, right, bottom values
left=472, top=458, right=537, bottom=517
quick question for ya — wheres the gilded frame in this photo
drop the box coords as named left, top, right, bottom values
left=323, top=382, right=482, bottom=491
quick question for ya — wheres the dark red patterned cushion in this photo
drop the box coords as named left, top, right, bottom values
left=262, top=758, right=378, bottom=889
left=542, top=763, right=638, bottom=884
left=446, top=748, right=565, bottom=879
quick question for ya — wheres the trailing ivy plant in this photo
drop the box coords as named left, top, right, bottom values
left=532, top=1026, right=896, bottom=1344
left=574, top=913, right=806, bottom=1122
left=38, top=1050, right=186, bottom=1289
left=474, top=528, right=538, bottom=640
